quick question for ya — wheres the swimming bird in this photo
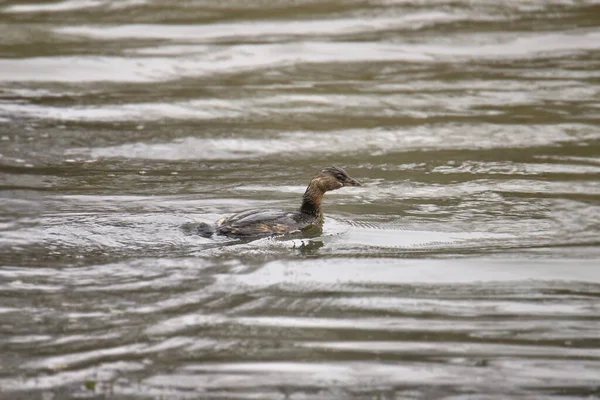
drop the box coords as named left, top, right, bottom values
left=199, top=167, right=361, bottom=238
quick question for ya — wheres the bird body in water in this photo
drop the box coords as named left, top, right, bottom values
left=200, top=167, right=361, bottom=238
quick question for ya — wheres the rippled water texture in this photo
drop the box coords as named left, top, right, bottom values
left=1, top=0, right=600, bottom=399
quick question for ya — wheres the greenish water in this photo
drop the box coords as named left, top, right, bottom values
left=1, top=1, right=599, bottom=399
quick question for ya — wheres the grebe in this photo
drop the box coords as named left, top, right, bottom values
left=201, top=167, right=361, bottom=238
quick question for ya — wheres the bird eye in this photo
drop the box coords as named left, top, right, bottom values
left=336, top=174, right=344, bottom=181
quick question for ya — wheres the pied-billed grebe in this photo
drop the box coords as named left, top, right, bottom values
left=201, top=167, right=361, bottom=238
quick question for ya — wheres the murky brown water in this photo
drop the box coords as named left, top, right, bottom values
left=1, top=1, right=600, bottom=399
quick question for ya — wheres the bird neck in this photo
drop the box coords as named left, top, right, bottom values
left=299, top=181, right=324, bottom=221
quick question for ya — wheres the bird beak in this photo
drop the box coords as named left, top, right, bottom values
left=344, top=177, right=361, bottom=187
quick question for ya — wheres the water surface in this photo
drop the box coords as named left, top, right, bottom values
left=1, top=0, right=599, bottom=399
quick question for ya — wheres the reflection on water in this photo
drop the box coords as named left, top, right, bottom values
left=1, top=0, right=599, bottom=398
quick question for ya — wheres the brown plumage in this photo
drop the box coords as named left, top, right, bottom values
left=206, top=167, right=361, bottom=238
